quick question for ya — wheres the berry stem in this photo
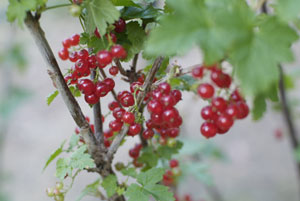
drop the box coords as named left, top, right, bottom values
left=114, top=59, right=127, bottom=76
left=43, top=3, right=73, bottom=12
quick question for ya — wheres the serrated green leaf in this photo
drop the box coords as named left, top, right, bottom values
left=120, top=5, right=161, bottom=20
left=68, top=134, right=80, bottom=151
left=157, top=141, right=183, bottom=160
left=112, top=0, right=141, bottom=7
left=138, top=147, right=159, bottom=168
left=126, top=21, right=146, bottom=54
left=117, top=187, right=125, bottom=195
left=102, top=175, right=118, bottom=198
left=85, top=0, right=120, bottom=36
left=70, top=146, right=96, bottom=170
left=137, top=168, right=164, bottom=186
left=47, top=90, right=59, bottom=105
left=125, top=184, right=149, bottom=201
left=275, top=0, right=300, bottom=22
left=252, top=95, right=267, bottom=120
left=56, top=158, right=72, bottom=180
left=43, top=140, right=66, bottom=171
left=121, top=167, right=138, bottom=178
left=144, top=184, right=175, bottom=201
left=231, top=16, right=298, bottom=95
left=69, top=86, right=81, bottom=97
left=76, top=179, right=101, bottom=201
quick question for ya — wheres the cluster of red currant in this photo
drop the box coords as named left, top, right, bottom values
left=192, top=65, right=249, bottom=138
left=162, top=159, right=181, bottom=186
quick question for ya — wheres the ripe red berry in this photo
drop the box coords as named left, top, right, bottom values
left=142, top=129, right=154, bottom=139
left=69, top=51, right=78, bottom=62
left=109, top=120, right=123, bottom=132
left=225, top=104, right=238, bottom=119
left=146, top=120, right=154, bottom=129
left=120, top=94, right=134, bottom=107
left=201, top=106, right=217, bottom=121
left=168, top=127, right=180, bottom=138
left=197, top=83, right=214, bottom=99
left=87, top=55, right=97, bottom=69
left=231, top=89, right=243, bottom=102
left=216, top=114, right=234, bottom=130
left=96, top=50, right=112, bottom=68
left=151, top=113, right=163, bottom=125
left=158, top=82, right=171, bottom=95
left=122, top=111, right=135, bottom=124
left=114, top=18, right=126, bottom=33
left=236, top=101, right=249, bottom=119
left=103, top=78, right=115, bottom=91
left=192, top=66, right=204, bottom=78
left=104, top=139, right=111, bottom=148
left=151, top=89, right=163, bottom=100
left=75, top=59, right=89, bottom=75
left=110, top=45, right=127, bottom=59
left=128, top=123, right=142, bottom=136
left=84, top=94, right=98, bottom=105
left=169, top=159, right=179, bottom=168
left=130, top=82, right=143, bottom=93
left=78, top=79, right=95, bottom=95
left=95, top=82, right=109, bottom=97
left=109, top=66, right=119, bottom=76
left=108, top=101, right=119, bottom=111
left=212, top=97, right=227, bottom=112
left=62, top=38, right=72, bottom=48
left=171, top=90, right=182, bottom=103
left=58, top=48, right=69, bottom=60
left=147, top=99, right=163, bottom=114
left=104, top=130, right=113, bottom=138
left=129, top=148, right=139, bottom=158
left=160, top=95, right=176, bottom=109
left=162, top=108, right=178, bottom=123
left=200, top=122, right=217, bottom=138
left=70, top=34, right=80, bottom=46
left=108, top=33, right=117, bottom=43
left=211, top=69, right=231, bottom=88
left=113, top=107, right=125, bottom=121
left=78, top=49, right=89, bottom=60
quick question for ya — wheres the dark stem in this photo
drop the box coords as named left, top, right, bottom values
left=131, top=54, right=139, bottom=73
left=114, top=59, right=127, bottom=76
left=91, top=70, right=103, bottom=143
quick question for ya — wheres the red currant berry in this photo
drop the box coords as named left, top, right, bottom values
left=158, top=82, right=171, bottom=95
left=104, top=130, right=114, bottom=138
left=160, top=95, right=176, bottom=109
left=212, top=97, right=227, bottom=112
left=78, top=79, right=95, bottom=95
left=108, top=101, right=120, bottom=111
left=211, top=69, right=231, bottom=88
left=109, top=120, right=123, bottom=132
left=70, top=34, right=80, bottom=46
left=122, top=111, right=135, bottom=124
left=138, top=74, right=145, bottom=83
left=146, top=120, right=154, bottom=129
left=216, top=114, right=234, bottom=130
left=120, top=94, right=134, bottom=107
left=142, top=129, right=154, bottom=139
left=58, top=48, right=69, bottom=60
left=90, top=124, right=95, bottom=134
left=217, top=127, right=229, bottom=135
left=75, top=59, right=89, bottom=75
left=69, top=51, right=78, bottom=62
left=129, top=148, right=139, bottom=158
left=236, top=101, right=249, bottom=119
left=147, top=99, right=163, bottom=114
left=171, top=90, right=182, bottom=103
left=95, top=82, right=109, bottom=97
left=197, top=83, right=214, bottom=99
left=168, top=128, right=180, bottom=138
left=62, top=38, right=72, bottom=48
left=110, top=45, right=127, bottom=59
left=96, top=50, right=112, bottom=68
left=192, top=66, right=204, bottom=78
left=225, top=104, right=238, bottom=119
left=169, top=159, right=179, bottom=168
left=200, top=122, right=217, bottom=138
left=108, top=33, right=117, bottom=43
left=151, top=89, right=163, bottom=100
left=130, top=82, right=143, bottom=93
left=113, top=107, right=126, bottom=121
left=75, top=127, right=80, bottom=134
left=151, top=113, right=163, bottom=125
left=103, top=78, right=115, bottom=91
left=87, top=55, right=97, bottom=69
left=162, top=108, right=178, bottom=123
left=78, top=49, right=89, bottom=60
left=104, top=139, right=111, bottom=148
left=201, top=105, right=217, bottom=121
left=109, top=66, right=119, bottom=76
left=84, top=94, right=98, bottom=105
left=231, top=89, right=243, bottom=102
left=128, top=123, right=142, bottom=136
left=114, top=18, right=126, bottom=33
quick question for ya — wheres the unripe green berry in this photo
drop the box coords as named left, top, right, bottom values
left=167, top=138, right=177, bottom=147
left=115, top=162, right=125, bottom=171
left=69, top=4, right=82, bottom=17
left=46, top=187, right=54, bottom=197
left=171, top=167, right=181, bottom=177
left=56, top=182, right=64, bottom=190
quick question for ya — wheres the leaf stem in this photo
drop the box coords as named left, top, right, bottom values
left=44, top=3, right=73, bottom=11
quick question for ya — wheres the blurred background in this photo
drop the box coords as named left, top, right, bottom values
left=1, top=0, right=300, bottom=201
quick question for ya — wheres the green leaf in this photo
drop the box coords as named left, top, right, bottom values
left=85, top=0, right=120, bottom=36
left=101, top=175, right=118, bottom=198
left=125, top=184, right=149, bottom=201
left=137, top=168, right=164, bottom=186
left=146, top=0, right=254, bottom=64
left=70, top=145, right=96, bottom=170
left=76, top=179, right=101, bottom=201
left=121, top=167, right=138, bottom=178
left=47, top=90, right=59, bottom=105
left=68, top=134, right=80, bottom=151
left=111, top=0, right=141, bottom=7
left=144, top=184, right=175, bottom=201
left=43, top=140, right=66, bottom=171
left=275, top=0, right=300, bottom=22
left=56, top=158, right=72, bottom=180
left=120, top=5, right=161, bottom=20
left=157, top=141, right=183, bottom=160
left=252, top=95, right=267, bottom=121
left=126, top=21, right=146, bottom=54
left=231, top=16, right=298, bottom=95
left=138, top=147, right=159, bottom=168
left=69, top=86, right=81, bottom=97
left=6, top=0, right=46, bottom=26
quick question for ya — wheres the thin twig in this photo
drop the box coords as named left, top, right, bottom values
left=91, top=70, right=103, bottom=143
left=131, top=53, right=139, bottom=73
left=107, top=57, right=164, bottom=159
left=114, top=59, right=127, bottom=76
